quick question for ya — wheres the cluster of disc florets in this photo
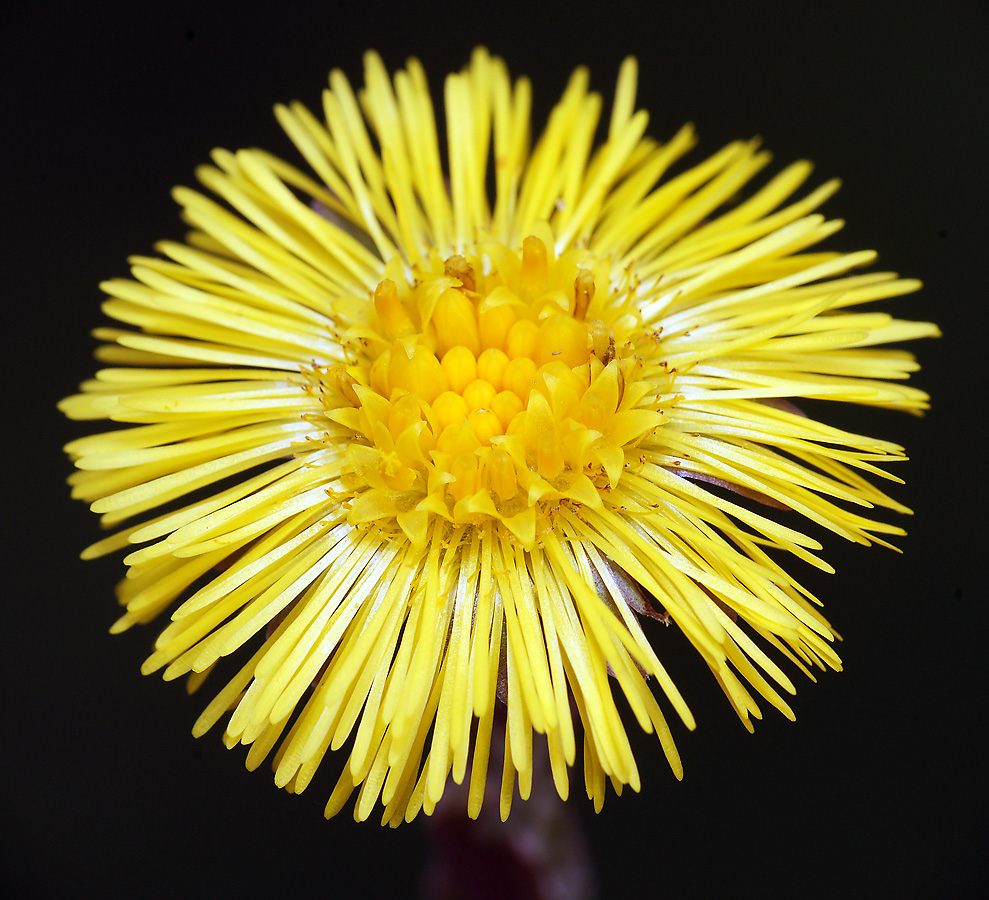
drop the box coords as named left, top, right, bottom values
left=302, top=233, right=674, bottom=548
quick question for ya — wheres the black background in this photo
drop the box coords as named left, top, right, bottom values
left=4, top=1, right=987, bottom=897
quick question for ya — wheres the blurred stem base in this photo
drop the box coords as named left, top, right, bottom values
left=420, top=709, right=597, bottom=900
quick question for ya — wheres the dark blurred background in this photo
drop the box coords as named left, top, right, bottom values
left=4, top=1, right=986, bottom=897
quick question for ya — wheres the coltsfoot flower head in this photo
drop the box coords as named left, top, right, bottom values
left=61, top=48, right=938, bottom=826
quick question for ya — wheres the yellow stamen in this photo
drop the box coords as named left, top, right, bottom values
left=573, top=270, right=595, bottom=320
left=444, top=254, right=476, bottom=292
left=520, top=235, right=548, bottom=297
left=374, top=278, right=414, bottom=338
left=488, top=448, right=519, bottom=500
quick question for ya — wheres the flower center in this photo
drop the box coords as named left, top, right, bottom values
left=304, top=233, right=670, bottom=548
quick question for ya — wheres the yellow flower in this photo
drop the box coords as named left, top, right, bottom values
left=61, top=48, right=938, bottom=827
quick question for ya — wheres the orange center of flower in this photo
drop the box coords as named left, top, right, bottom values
left=304, top=234, right=670, bottom=547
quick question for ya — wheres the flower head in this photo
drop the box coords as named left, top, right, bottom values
left=61, top=48, right=938, bottom=826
